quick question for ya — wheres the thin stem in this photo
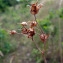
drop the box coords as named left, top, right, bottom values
left=33, top=40, right=47, bottom=63
left=43, top=55, right=47, bottom=63
left=43, top=42, right=47, bottom=63
left=34, top=15, right=36, bottom=21
left=32, top=40, right=42, bottom=53
left=34, top=15, right=44, bottom=33
left=33, top=14, right=47, bottom=63
left=58, top=0, right=63, bottom=63
left=36, top=27, right=42, bottom=32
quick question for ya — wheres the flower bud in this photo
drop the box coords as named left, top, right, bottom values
left=22, top=28, right=28, bottom=34
left=28, top=28, right=35, bottom=40
left=10, top=30, right=17, bottom=35
left=30, top=21, right=37, bottom=28
left=40, top=33, right=49, bottom=42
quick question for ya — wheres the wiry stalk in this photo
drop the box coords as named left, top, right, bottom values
left=58, top=0, right=63, bottom=63
left=43, top=42, right=47, bottom=63
left=32, top=40, right=42, bottom=53
left=32, top=40, right=47, bottom=63
left=34, top=15, right=44, bottom=33
left=33, top=14, right=47, bottom=63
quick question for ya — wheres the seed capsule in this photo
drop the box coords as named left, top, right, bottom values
left=30, top=3, right=43, bottom=15
left=28, top=28, right=35, bottom=40
left=30, top=21, right=37, bottom=28
left=30, top=3, right=39, bottom=15
left=22, top=28, right=28, bottom=34
left=40, top=33, right=49, bottom=42
left=10, top=30, right=17, bottom=35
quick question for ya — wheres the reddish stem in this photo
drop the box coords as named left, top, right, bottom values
left=43, top=42, right=47, bottom=63
left=33, top=14, right=47, bottom=63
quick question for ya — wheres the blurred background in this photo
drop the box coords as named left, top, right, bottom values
left=0, top=0, right=63, bottom=63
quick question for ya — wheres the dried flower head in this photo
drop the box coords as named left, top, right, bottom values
left=10, top=30, right=17, bottom=35
left=30, top=3, right=38, bottom=15
left=40, top=33, right=49, bottom=42
left=28, top=28, right=35, bottom=40
left=30, top=21, right=37, bottom=28
left=30, top=3, right=43, bottom=15
left=22, top=28, right=28, bottom=34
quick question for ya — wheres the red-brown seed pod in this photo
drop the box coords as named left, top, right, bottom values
left=40, top=33, right=49, bottom=42
left=30, top=21, right=37, bottom=28
left=30, top=3, right=39, bottom=15
left=30, top=3, right=43, bottom=15
left=28, top=28, right=35, bottom=40
left=10, top=30, right=17, bottom=35
left=22, top=28, right=28, bottom=34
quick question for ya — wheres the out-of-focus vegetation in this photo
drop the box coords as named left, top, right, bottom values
left=0, top=0, right=63, bottom=63
left=0, top=0, right=18, bottom=12
left=20, top=0, right=32, bottom=7
left=58, top=8, right=63, bottom=19
left=0, top=0, right=32, bottom=12
left=31, top=8, right=63, bottom=63
left=0, top=0, right=33, bottom=60
left=38, top=10, right=58, bottom=36
left=0, top=28, right=15, bottom=55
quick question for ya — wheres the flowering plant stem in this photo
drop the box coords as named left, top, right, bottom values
left=33, top=14, right=47, bottom=63
left=58, top=0, right=63, bottom=63
left=43, top=42, right=47, bottom=63
left=34, top=15, right=44, bottom=33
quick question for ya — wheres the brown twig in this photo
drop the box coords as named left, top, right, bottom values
left=34, top=15, right=44, bottom=33
left=43, top=42, right=47, bottom=63
left=33, top=14, right=47, bottom=63
left=58, top=0, right=63, bottom=63
left=32, top=40, right=42, bottom=53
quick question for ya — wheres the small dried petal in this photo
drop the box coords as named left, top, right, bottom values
left=22, top=28, right=28, bottom=34
left=10, top=30, right=17, bottom=35
left=30, top=21, right=37, bottom=28
left=40, top=33, right=49, bottom=42
left=37, top=4, right=43, bottom=9
left=20, top=22, right=27, bottom=26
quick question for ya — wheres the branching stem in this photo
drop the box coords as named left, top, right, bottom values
left=33, top=14, right=47, bottom=63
